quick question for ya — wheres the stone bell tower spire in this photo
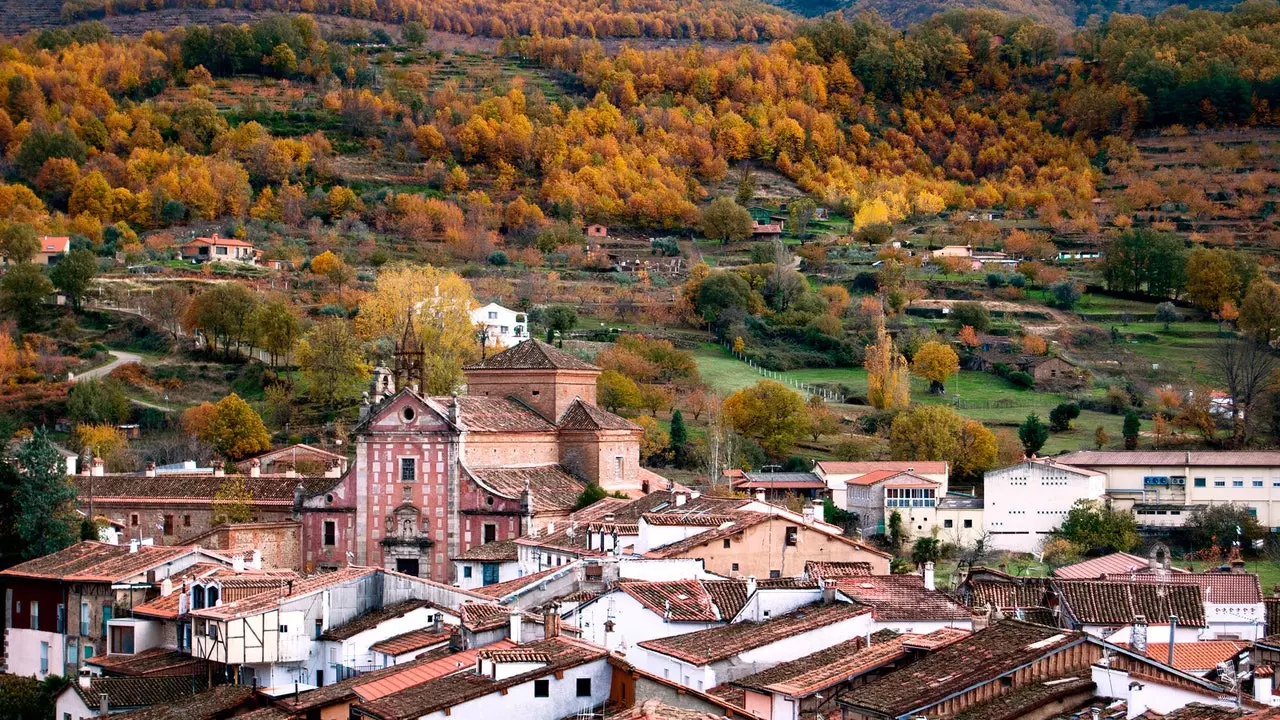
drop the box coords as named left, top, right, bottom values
left=394, top=309, right=425, bottom=393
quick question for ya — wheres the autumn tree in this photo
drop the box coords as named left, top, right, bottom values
left=788, top=197, right=818, bottom=239
left=142, top=285, right=192, bottom=341
left=889, top=405, right=995, bottom=479
left=722, top=380, right=808, bottom=459
left=181, top=401, right=217, bottom=438
left=212, top=476, right=255, bottom=524
left=185, top=282, right=259, bottom=356
left=911, top=341, right=959, bottom=394
left=75, top=424, right=127, bottom=459
left=806, top=395, right=841, bottom=441
left=598, top=370, right=641, bottom=412
left=1240, top=279, right=1280, bottom=344
left=634, top=415, right=670, bottom=463
left=251, top=300, right=301, bottom=368
left=297, top=318, right=371, bottom=408
left=204, top=393, right=271, bottom=460
left=954, top=417, right=998, bottom=481
left=865, top=323, right=909, bottom=410
left=1186, top=247, right=1240, bottom=313
left=699, top=197, right=753, bottom=244
left=355, top=265, right=479, bottom=394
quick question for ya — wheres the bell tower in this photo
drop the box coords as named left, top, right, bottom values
left=394, top=310, right=425, bottom=392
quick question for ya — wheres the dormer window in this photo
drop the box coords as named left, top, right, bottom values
left=192, top=585, right=205, bottom=610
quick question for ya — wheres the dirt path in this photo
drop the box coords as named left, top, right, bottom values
left=911, top=298, right=1073, bottom=332
left=71, top=350, right=141, bottom=382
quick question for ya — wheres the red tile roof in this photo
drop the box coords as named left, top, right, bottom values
left=834, top=575, right=974, bottom=622
left=464, top=339, right=598, bottom=371
left=1100, top=572, right=1262, bottom=605
left=71, top=676, right=205, bottom=709
left=557, top=398, right=639, bottom=430
left=1052, top=579, right=1207, bottom=627
left=466, top=465, right=583, bottom=513
left=454, top=540, right=519, bottom=562
left=318, top=600, right=435, bottom=641
left=185, top=235, right=255, bottom=248
left=439, top=395, right=558, bottom=432
left=355, top=640, right=516, bottom=701
left=369, top=628, right=452, bottom=657
left=39, top=236, right=70, bottom=253
left=805, top=561, right=874, bottom=579
left=731, top=634, right=915, bottom=697
left=903, top=627, right=972, bottom=650
left=356, top=637, right=607, bottom=718
left=191, top=567, right=376, bottom=620
left=0, top=541, right=210, bottom=583
left=838, top=620, right=1082, bottom=717
left=638, top=602, right=872, bottom=665
left=1053, top=552, right=1159, bottom=579
left=470, top=565, right=565, bottom=599
left=107, top=684, right=255, bottom=720
left=617, top=579, right=748, bottom=622
left=1140, top=640, right=1248, bottom=671
left=85, top=648, right=208, bottom=677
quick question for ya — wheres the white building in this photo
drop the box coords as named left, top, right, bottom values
left=983, top=458, right=1106, bottom=553
left=471, top=303, right=527, bottom=349
left=813, top=461, right=949, bottom=516
left=1056, top=451, right=1280, bottom=530
left=453, top=540, right=521, bottom=590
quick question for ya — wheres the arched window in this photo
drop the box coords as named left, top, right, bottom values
left=191, top=585, right=205, bottom=610
left=206, top=586, right=219, bottom=607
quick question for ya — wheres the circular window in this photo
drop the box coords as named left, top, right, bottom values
left=402, top=407, right=416, bottom=422
left=486, top=495, right=495, bottom=507
left=326, top=494, right=334, bottom=504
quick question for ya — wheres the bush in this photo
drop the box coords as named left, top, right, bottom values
left=487, top=250, right=509, bottom=266
left=1050, top=280, right=1082, bottom=309
left=1008, top=273, right=1027, bottom=288
left=1071, top=325, right=1110, bottom=347
left=1008, top=371, right=1035, bottom=388
left=1049, top=402, right=1081, bottom=432
left=951, top=302, right=991, bottom=332
left=651, top=237, right=681, bottom=256
left=986, top=272, right=1007, bottom=288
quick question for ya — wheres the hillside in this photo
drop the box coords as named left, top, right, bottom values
left=774, top=0, right=1237, bottom=28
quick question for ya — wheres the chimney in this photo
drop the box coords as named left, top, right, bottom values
left=79, top=670, right=92, bottom=689
left=100, top=692, right=109, bottom=716
left=91, top=457, right=104, bottom=477
left=433, top=613, right=442, bottom=633
left=544, top=602, right=562, bottom=639
left=508, top=608, right=523, bottom=644
left=160, top=578, right=173, bottom=597
left=129, top=539, right=140, bottom=553
left=145, top=462, right=156, bottom=478
left=923, top=561, right=936, bottom=591
left=212, top=461, right=224, bottom=477
left=1131, top=615, right=1148, bottom=653
left=821, top=578, right=835, bottom=604
left=1256, top=667, right=1274, bottom=705
left=746, top=575, right=757, bottom=597
left=285, top=466, right=297, bottom=479
left=663, top=599, right=672, bottom=622
left=603, top=512, right=616, bottom=523
left=233, top=555, right=245, bottom=573
left=754, top=489, right=766, bottom=503
left=674, top=492, right=687, bottom=506
left=802, top=503, right=816, bottom=522
left=449, top=393, right=459, bottom=424
left=1167, top=615, right=1178, bottom=666
left=690, top=490, right=701, bottom=500
left=250, top=550, right=262, bottom=570
left=974, top=604, right=990, bottom=630
left=250, top=459, right=261, bottom=478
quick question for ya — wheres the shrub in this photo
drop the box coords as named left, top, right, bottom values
left=951, top=302, right=991, bottom=332
left=1049, top=402, right=1081, bottom=432
left=487, top=250, right=509, bottom=266
left=1008, top=371, right=1035, bottom=388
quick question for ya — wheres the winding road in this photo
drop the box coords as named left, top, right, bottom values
left=69, top=350, right=175, bottom=412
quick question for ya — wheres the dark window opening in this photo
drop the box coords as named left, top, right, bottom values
left=534, top=679, right=550, bottom=697
left=576, top=678, right=592, bottom=697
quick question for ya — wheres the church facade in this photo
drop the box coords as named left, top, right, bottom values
left=350, top=336, right=643, bottom=582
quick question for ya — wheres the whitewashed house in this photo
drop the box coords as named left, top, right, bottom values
left=983, top=458, right=1106, bottom=553
left=471, top=303, right=527, bottom=349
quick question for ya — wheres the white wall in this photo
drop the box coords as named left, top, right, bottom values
left=984, top=461, right=1105, bottom=553
left=56, top=687, right=96, bottom=720
left=734, top=589, right=822, bottom=622
left=422, top=658, right=611, bottom=720
left=1091, top=662, right=1237, bottom=718
left=637, top=521, right=713, bottom=554
left=471, top=304, right=526, bottom=348
left=6, top=628, right=64, bottom=679
left=1205, top=603, right=1265, bottom=640
left=571, top=591, right=717, bottom=651
left=454, top=560, right=520, bottom=590
left=616, top=558, right=718, bottom=581
left=329, top=607, right=453, bottom=675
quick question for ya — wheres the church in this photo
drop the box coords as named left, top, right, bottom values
left=348, top=331, right=645, bottom=582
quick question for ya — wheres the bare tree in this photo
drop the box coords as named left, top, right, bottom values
left=1210, top=337, right=1277, bottom=445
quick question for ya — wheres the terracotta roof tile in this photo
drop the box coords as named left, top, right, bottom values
left=1053, top=579, right=1207, bottom=627
left=356, top=637, right=607, bottom=719
left=438, top=395, right=558, bottom=432
left=191, top=567, right=377, bottom=620
left=318, top=600, right=435, bottom=641
left=72, top=676, right=206, bottom=710
left=85, top=648, right=209, bottom=677
left=369, top=629, right=452, bottom=657
left=638, top=602, right=872, bottom=664
left=464, top=339, right=598, bottom=371
left=838, top=620, right=1082, bottom=717
left=618, top=579, right=747, bottom=622
left=966, top=575, right=1053, bottom=610
left=466, top=465, right=584, bottom=513
left=0, top=541, right=206, bottom=583
left=1053, top=553, right=1160, bottom=579
left=950, top=676, right=1097, bottom=720
left=355, top=640, right=516, bottom=701
left=735, top=472, right=825, bottom=490
left=470, top=565, right=565, bottom=599
left=457, top=601, right=546, bottom=632
left=1138, top=641, right=1249, bottom=671
left=557, top=399, right=639, bottom=430
left=74, top=473, right=337, bottom=504
left=1099, top=572, right=1262, bottom=605
left=604, top=699, right=732, bottom=720
left=454, top=540, right=519, bottom=562
left=732, top=634, right=914, bottom=697
left=107, top=684, right=255, bottom=720
left=640, top=512, right=735, bottom=527
left=834, top=575, right=974, bottom=622
left=1158, top=704, right=1255, bottom=720
left=805, top=561, right=874, bottom=579
left=642, top=512, right=772, bottom=557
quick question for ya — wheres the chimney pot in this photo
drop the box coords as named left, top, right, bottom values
left=250, top=459, right=260, bottom=478
left=212, top=461, right=224, bottom=477
left=923, top=561, right=936, bottom=591
left=508, top=608, right=523, bottom=644
left=145, top=462, right=156, bottom=478
left=746, top=575, right=757, bottom=597
left=91, top=457, right=105, bottom=477
left=674, top=492, right=687, bottom=506
left=79, top=671, right=92, bottom=689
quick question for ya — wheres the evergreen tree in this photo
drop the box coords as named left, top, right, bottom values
left=13, top=429, right=77, bottom=559
left=1123, top=410, right=1141, bottom=450
left=1017, top=414, right=1049, bottom=456
left=669, top=409, right=688, bottom=467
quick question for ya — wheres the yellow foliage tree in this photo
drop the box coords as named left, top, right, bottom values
left=75, top=424, right=127, bottom=459
left=912, top=341, right=959, bottom=395
left=356, top=265, right=480, bottom=395
left=1021, top=334, right=1047, bottom=355
left=865, top=323, right=909, bottom=410
left=310, top=250, right=342, bottom=276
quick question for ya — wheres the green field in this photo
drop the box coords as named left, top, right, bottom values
left=695, top=343, right=1141, bottom=453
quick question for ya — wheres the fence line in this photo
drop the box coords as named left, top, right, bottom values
left=719, top=341, right=841, bottom=403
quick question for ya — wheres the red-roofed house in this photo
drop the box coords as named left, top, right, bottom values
left=180, top=234, right=259, bottom=265
left=814, top=462, right=950, bottom=537
left=0, top=541, right=231, bottom=680
left=38, top=235, right=70, bottom=264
